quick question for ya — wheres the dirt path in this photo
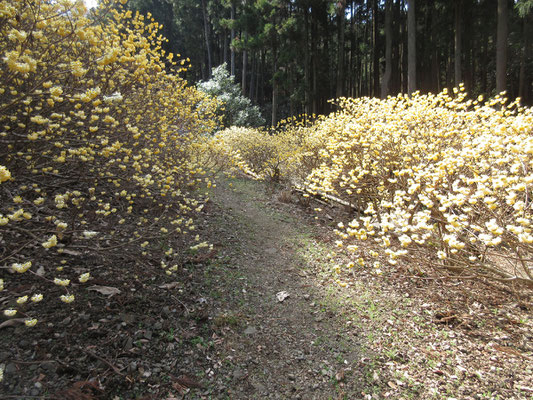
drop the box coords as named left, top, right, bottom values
left=194, top=177, right=532, bottom=400
left=200, top=178, right=362, bottom=399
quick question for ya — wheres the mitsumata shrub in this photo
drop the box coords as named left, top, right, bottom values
left=214, top=89, right=533, bottom=288
left=0, top=0, right=218, bottom=327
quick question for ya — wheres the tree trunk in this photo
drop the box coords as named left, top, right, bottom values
left=272, top=67, right=278, bottom=126
left=381, top=0, right=392, bottom=98
left=249, top=52, right=256, bottom=100
left=496, top=0, right=508, bottom=94
left=304, top=4, right=311, bottom=114
left=372, top=0, right=380, bottom=97
left=518, top=14, right=531, bottom=102
left=454, top=0, right=463, bottom=86
left=231, top=1, right=236, bottom=76
left=336, top=0, right=346, bottom=98
left=463, top=0, right=472, bottom=92
left=407, top=0, right=416, bottom=94
left=223, top=30, right=229, bottom=66
left=242, top=32, right=248, bottom=96
left=201, top=0, right=212, bottom=77
left=312, top=6, right=318, bottom=114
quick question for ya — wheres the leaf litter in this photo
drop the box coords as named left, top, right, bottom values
left=0, top=176, right=531, bottom=399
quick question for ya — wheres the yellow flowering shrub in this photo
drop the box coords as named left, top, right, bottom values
left=304, top=90, right=532, bottom=287
left=212, top=121, right=325, bottom=184
left=217, top=88, right=532, bottom=287
left=0, top=0, right=217, bottom=325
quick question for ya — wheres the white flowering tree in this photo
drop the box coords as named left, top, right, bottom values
left=197, top=63, right=265, bottom=129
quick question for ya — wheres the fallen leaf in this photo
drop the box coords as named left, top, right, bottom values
left=335, top=369, right=345, bottom=382
left=61, top=249, right=82, bottom=256
left=171, top=382, right=186, bottom=395
left=493, top=344, right=532, bottom=360
left=158, top=282, right=180, bottom=290
left=176, top=374, right=204, bottom=389
left=276, top=291, right=290, bottom=302
left=87, top=285, right=121, bottom=297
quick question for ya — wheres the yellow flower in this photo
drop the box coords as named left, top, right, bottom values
left=42, top=235, right=58, bottom=249
left=25, top=319, right=38, bottom=327
left=60, top=294, right=75, bottom=303
left=31, top=294, right=43, bottom=302
left=12, top=261, right=32, bottom=273
left=0, top=166, right=11, bottom=183
left=54, top=278, right=70, bottom=287
left=78, top=273, right=90, bottom=283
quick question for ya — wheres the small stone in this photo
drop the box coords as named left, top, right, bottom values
left=5, top=363, right=16, bottom=374
left=128, top=362, right=137, bottom=372
left=233, top=368, right=245, bottom=379
left=244, top=326, right=257, bottom=335
left=153, top=322, right=162, bottom=330
left=34, top=382, right=43, bottom=389
left=303, top=294, right=310, bottom=300
left=144, top=330, right=153, bottom=340
left=153, top=367, right=161, bottom=374
left=42, top=362, right=56, bottom=371
left=288, top=374, right=296, bottom=381
left=119, top=313, right=136, bottom=324
left=124, top=337, right=133, bottom=351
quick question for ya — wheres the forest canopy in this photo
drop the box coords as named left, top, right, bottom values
left=122, top=0, right=532, bottom=125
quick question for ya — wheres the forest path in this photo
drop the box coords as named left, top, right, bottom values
left=195, top=176, right=532, bottom=400
left=201, top=177, right=363, bottom=399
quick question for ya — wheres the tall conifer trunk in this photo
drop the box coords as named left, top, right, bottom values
left=381, top=0, right=392, bottom=98
left=454, top=0, right=463, bottom=86
left=201, top=0, right=212, bottom=77
left=372, top=0, right=379, bottom=97
left=231, top=1, right=236, bottom=76
left=336, top=0, right=346, bottom=98
left=496, top=0, right=508, bottom=94
left=407, top=0, right=416, bottom=94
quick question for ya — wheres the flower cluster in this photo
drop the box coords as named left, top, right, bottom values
left=0, top=0, right=218, bottom=326
left=305, top=90, right=532, bottom=286
left=211, top=119, right=325, bottom=184
left=216, top=88, right=532, bottom=287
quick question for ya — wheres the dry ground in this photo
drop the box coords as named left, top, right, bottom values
left=0, top=176, right=531, bottom=399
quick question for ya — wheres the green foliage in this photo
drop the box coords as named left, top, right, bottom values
left=516, top=0, right=533, bottom=17
left=198, top=64, right=265, bottom=129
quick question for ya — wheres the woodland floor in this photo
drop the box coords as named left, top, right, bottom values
left=0, top=176, right=532, bottom=399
